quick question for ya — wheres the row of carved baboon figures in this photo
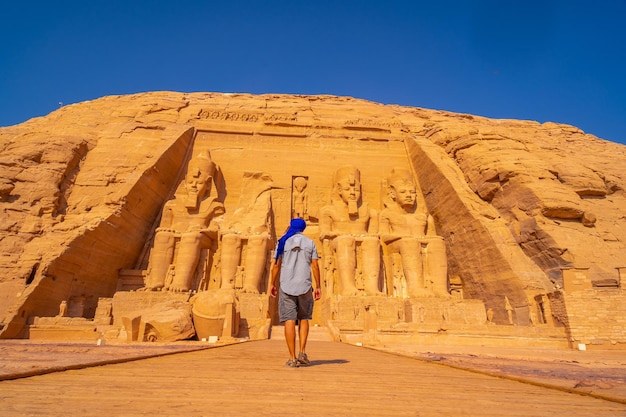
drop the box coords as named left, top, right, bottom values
left=142, top=151, right=448, bottom=299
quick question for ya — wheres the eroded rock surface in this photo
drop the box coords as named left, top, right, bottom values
left=0, top=92, right=624, bottom=347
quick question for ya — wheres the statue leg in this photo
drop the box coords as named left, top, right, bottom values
left=169, top=232, right=202, bottom=292
left=243, top=233, right=270, bottom=293
left=145, top=230, right=176, bottom=290
left=321, top=239, right=334, bottom=295
left=398, top=238, right=430, bottom=298
left=361, top=237, right=382, bottom=296
left=220, top=234, right=242, bottom=290
left=424, top=237, right=449, bottom=297
left=335, top=235, right=359, bottom=296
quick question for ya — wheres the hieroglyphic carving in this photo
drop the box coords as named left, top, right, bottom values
left=264, top=113, right=298, bottom=123
left=344, top=118, right=402, bottom=130
left=199, top=110, right=259, bottom=122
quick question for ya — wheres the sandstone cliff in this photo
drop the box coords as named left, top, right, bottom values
left=0, top=92, right=624, bottom=346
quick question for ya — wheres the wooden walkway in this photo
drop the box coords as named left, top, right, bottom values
left=1, top=337, right=625, bottom=416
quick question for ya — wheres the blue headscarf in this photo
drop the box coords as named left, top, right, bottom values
left=275, top=218, right=307, bottom=260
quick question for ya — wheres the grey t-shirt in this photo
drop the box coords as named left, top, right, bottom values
left=275, top=233, right=319, bottom=296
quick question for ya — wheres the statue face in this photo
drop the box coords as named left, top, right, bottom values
left=392, top=181, right=416, bottom=208
left=337, top=177, right=360, bottom=204
left=185, top=167, right=211, bottom=198
left=184, top=163, right=213, bottom=210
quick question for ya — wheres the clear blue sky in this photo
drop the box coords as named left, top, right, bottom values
left=2, top=1, right=625, bottom=144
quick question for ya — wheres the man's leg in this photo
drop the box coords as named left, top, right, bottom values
left=298, top=319, right=310, bottom=354
left=284, top=319, right=297, bottom=361
left=279, top=290, right=299, bottom=367
left=297, top=289, right=314, bottom=365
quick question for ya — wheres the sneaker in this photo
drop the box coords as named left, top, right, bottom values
left=285, top=359, right=299, bottom=368
left=297, top=352, right=310, bottom=366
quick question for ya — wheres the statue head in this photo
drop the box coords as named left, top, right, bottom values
left=184, top=151, right=216, bottom=209
left=388, top=169, right=417, bottom=211
left=332, top=166, right=361, bottom=215
left=293, top=176, right=307, bottom=192
left=333, top=166, right=360, bottom=202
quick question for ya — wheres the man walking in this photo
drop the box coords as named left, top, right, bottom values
left=270, top=218, right=321, bottom=368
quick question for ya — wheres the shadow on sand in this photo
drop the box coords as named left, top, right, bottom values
left=305, top=359, right=349, bottom=367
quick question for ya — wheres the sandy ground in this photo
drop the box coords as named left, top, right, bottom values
left=1, top=330, right=625, bottom=407
left=0, top=339, right=223, bottom=379
left=370, top=342, right=626, bottom=403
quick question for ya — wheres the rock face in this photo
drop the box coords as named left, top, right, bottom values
left=0, top=92, right=624, bottom=348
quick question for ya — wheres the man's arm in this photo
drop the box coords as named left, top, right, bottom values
left=269, top=258, right=281, bottom=298
left=311, top=259, right=321, bottom=300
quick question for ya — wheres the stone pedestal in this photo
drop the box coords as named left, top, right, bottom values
left=236, top=293, right=271, bottom=340
left=404, top=298, right=487, bottom=326
left=112, top=291, right=195, bottom=342
left=326, top=295, right=489, bottom=343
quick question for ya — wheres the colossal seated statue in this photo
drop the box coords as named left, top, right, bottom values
left=319, top=166, right=382, bottom=296
left=144, top=151, right=225, bottom=292
left=219, top=172, right=274, bottom=294
left=379, top=168, right=448, bottom=298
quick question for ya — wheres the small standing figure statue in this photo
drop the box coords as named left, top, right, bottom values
left=486, top=308, right=495, bottom=325
left=505, top=296, right=514, bottom=325
left=292, top=176, right=309, bottom=220
left=57, top=300, right=68, bottom=317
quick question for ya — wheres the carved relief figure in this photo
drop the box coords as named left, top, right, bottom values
left=57, top=300, right=68, bottom=317
left=292, top=176, right=309, bottom=220
left=319, top=166, right=381, bottom=296
left=144, top=151, right=225, bottom=292
left=219, top=172, right=274, bottom=293
left=379, top=168, right=448, bottom=298
left=505, top=296, right=514, bottom=325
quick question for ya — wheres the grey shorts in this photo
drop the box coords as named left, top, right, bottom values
left=278, top=288, right=314, bottom=322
